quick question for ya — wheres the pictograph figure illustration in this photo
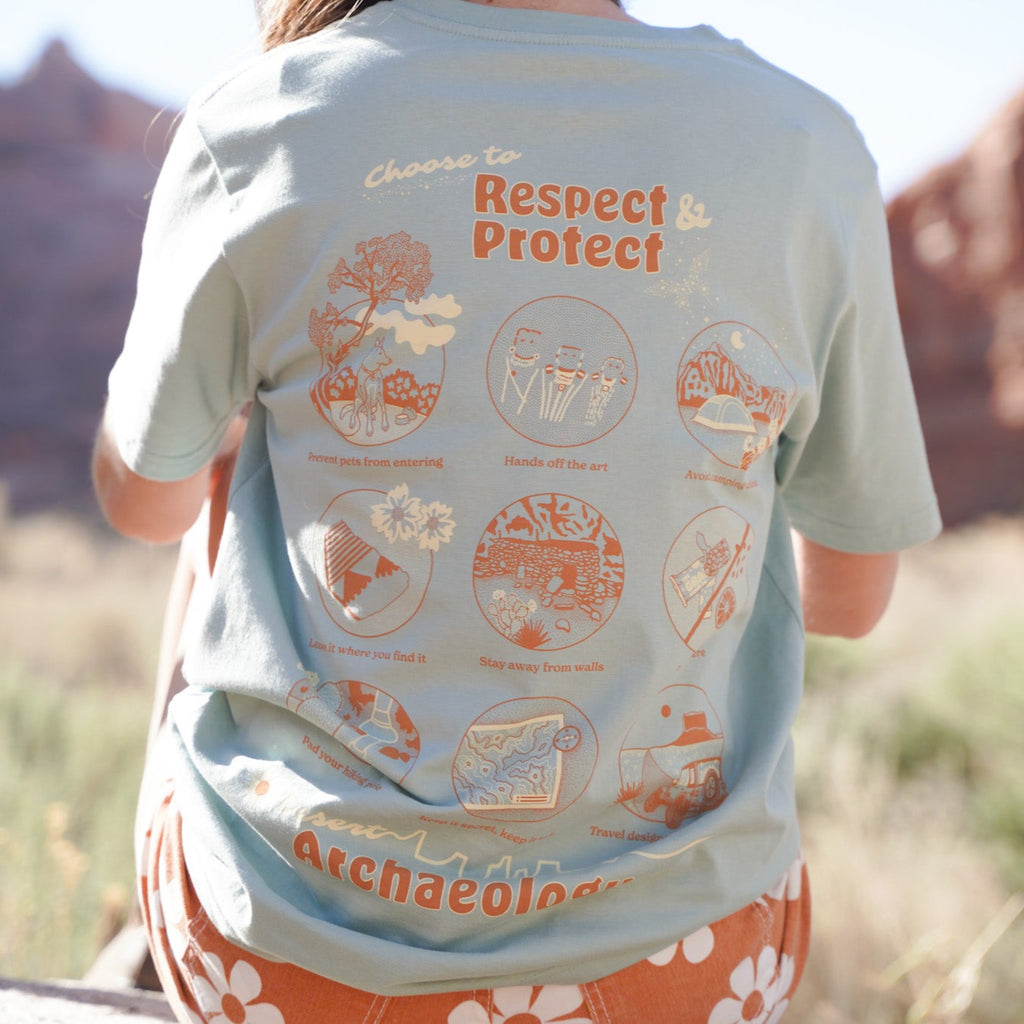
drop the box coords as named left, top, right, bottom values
left=316, top=485, right=454, bottom=637
left=539, top=345, right=587, bottom=423
left=663, top=507, right=752, bottom=654
left=452, top=698, right=597, bottom=822
left=307, top=231, right=459, bottom=445
left=501, top=327, right=542, bottom=415
left=473, top=494, right=623, bottom=651
left=487, top=296, right=636, bottom=446
left=288, top=673, right=421, bottom=783
left=618, top=686, right=727, bottom=831
left=584, top=356, right=629, bottom=427
left=677, top=321, right=795, bottom=470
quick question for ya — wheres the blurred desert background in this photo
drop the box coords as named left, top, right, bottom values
left=1, top=20, right=1023, bottom=1024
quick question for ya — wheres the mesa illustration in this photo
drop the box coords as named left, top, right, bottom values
left=308, top=231, right=459, bottom=445
left=618, top=685, right=728, bottom=831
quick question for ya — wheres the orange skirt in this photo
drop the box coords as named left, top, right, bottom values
left=139, top=781, right=810, bottom=1024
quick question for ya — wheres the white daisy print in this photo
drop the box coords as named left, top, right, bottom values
left=151, top=845, right=190, bottom=964
left=707, top=948, right=795, bottom=1024
left=148, top=877, right=188, bottom=964
left=192, top=952, right=285, bottom=1024
left=647, top=924, right=715, bottom=966
left=449, top=984, right=591, bottom=1024
left=412, top=499, right=456, bottom=550
left=448, top=1000, right=490, bottom=1024
left=177, top=1002, right=206, bottom=1024
left=765, top=854, right=804, bottom=903
left=763, top=954, right=796, bottom=1017
left=370, top=484, right=422, bottom=544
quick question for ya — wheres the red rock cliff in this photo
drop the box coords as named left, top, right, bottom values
left=0, top=42, right=176, bottom=514
left=887, top=88, right=1024, bottom=525
left=0, top=44, right=1020, bottom=525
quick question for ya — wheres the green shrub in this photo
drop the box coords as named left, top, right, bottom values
left=869, top=616, right=1024, bottom=888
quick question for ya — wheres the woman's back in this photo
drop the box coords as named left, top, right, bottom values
left=103, top=0, right=941, bottom=1000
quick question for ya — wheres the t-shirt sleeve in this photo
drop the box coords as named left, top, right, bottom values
left=775, top=170, right=942, bottom=553
left=105, top=109, right=252, bottom=482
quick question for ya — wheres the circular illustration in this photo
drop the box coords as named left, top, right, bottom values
left=662, top=506, right=752, bottom=654
left=308, top=231, right=459, bottom=446
left=316, top=485, right=455, bottom=637
left=473, top=493, right=624, bottom=651
left=676, top=321, right=795, bottom=470
left=288, top=674, right=421, bottom=783
left=452, top=697, right=598, bottom=822
left=618, top=685, right=727, bottom=831
left=486, top=296, right=636, bottom=446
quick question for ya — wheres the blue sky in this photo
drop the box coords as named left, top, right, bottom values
left=2, top=0, right=1021, bottom=197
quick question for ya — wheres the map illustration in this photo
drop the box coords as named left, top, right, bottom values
left=453, top=697, right=597, bottom=822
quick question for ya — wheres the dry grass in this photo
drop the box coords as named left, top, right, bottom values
left=0, top=511, right=176, bottom=689
left=1, top=508, right=1022, bottom=1021
left=789, top=519, right=1024, bottom=1023
left=0, top=511, right=177, bottom=979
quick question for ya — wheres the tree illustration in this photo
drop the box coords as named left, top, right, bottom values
left=309, top=231, right=433, bottom=421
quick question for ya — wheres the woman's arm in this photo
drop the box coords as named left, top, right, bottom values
left=91, top=406, right=246, bottom=545
left=793, top=531, right=899, bottom=639
left=91, top=410, right=212, bottom=544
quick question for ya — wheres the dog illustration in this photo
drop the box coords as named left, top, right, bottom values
left=348, top=333, right=392, bottom=438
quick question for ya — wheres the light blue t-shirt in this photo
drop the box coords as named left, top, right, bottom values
left=109, top=0, right=941, bottom=995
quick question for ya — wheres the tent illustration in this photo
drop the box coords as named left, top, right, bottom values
left=692, top=394, right=756, bottom=434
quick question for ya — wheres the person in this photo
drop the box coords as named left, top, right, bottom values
left=92, top=0, right=942, bottom=1021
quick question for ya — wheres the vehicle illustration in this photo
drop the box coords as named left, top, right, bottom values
left=618, top=688, right=728, bottom=830
left=639, top=712, right=726, bottom=830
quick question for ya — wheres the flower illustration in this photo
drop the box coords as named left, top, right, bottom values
left=413, top=500, right=456, bottom=550
left=449, top=985, right=590, bottom=1024
left=192, top=952, right=285, bottom=1024
left=370, top=484, right=422, bottom=544
left=707, top=948, right=795, bottom=1024
left=646, top=924, right=714, bottom=966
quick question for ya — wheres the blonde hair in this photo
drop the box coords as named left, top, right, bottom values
left=260, top=0, right=623, bottom=50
